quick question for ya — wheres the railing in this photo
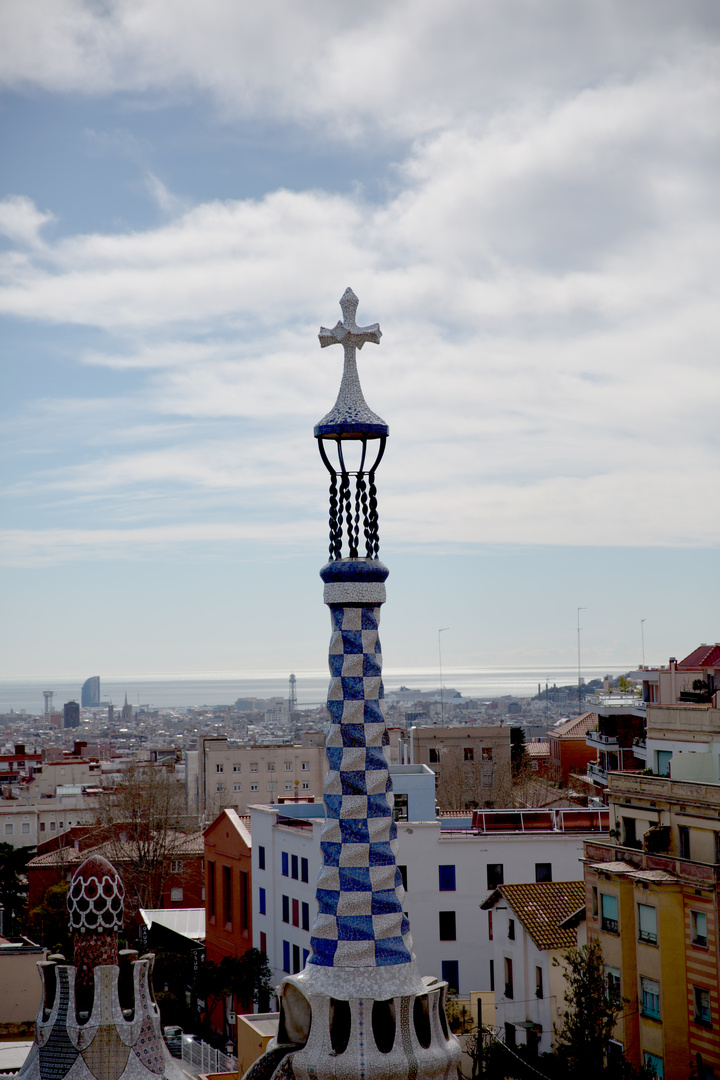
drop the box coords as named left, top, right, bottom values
left=587, top=762, right=609, bottom=782
left=182, top=1037, right=238, bottom=1076
left=586, top=731, right=618, bottom=746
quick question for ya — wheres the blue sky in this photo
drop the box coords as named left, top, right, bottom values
left=1, top=1, right=719, bottom=680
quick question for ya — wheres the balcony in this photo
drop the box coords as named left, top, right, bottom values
left=587, top=730, right=619, bottom=750
left=587, top=762, right=609, bottom=785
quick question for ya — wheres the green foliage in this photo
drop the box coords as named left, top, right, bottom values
left=28, top=880, right=72, bottom=955
left=510, top=726, right=528, bottom=779
left=194, top=949, right=274, bottom=1031
left=0, top=842, right=32, bottom=937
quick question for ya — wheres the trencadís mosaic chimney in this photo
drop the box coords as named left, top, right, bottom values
left=15, top=854, right=184, bottom=1080
left=243, top=290, right=461, bottom=1080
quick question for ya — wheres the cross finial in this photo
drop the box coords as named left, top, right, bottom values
left=319, top=287, right=382, bottom=352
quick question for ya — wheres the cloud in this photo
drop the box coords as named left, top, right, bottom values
left=0, top=195, right=56, bottom=247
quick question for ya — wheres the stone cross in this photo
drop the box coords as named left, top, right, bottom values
left=319, top=287, right=382, bottom=355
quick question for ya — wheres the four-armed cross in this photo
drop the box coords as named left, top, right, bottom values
left=319, top=287, right=382, bottom=356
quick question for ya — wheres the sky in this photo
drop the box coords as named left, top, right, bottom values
left=1, top=0, right=719, bottom=682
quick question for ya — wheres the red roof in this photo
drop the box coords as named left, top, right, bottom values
left=551, top=711, right=598, bottom=739
left=678, top=645, right=720, bottom=669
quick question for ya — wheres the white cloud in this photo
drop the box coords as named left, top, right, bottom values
left=0, top=195, right=55, bottom=247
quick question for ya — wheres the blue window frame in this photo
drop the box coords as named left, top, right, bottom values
left=282, top=940, right=290, bottom=973
left=258, top=846, right=266, bottom=870
left=302, top=948, right=309, bottom=966
left=645, top=1052, right=663, bottom=1077
left=301, top=857, right=309, bottom=883
left=439, top=865, right=456, bottom=891
left=282, top=895, right=289, bottom=923
left=302, top=901, right=310, bottom=931
left=291, top=854, right=299, bottom=879
left=282, top=851, right=289, bottom=876
left=259, top=887, right=266, bottom=915
left=442, top=960, right=459, bottom=993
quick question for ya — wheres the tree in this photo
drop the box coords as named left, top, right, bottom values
left=28, top=881, right=73, bottom=955
left=93, top=761, right=189, bottom=912
left=510, top=727, right=528, bottom=779
left=195, top=951, right=273, bottom=1036
left=0, top=842, right=32, bottom=937
left=554, top=942, right=653, bottom=1079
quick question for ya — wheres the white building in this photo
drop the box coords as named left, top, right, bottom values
left=482, top=881, right=586, bottom=1055
left=251, top=768, right=607, bottom=997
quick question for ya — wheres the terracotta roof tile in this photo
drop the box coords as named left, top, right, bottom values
left=678, top=645, right=720, bottom=669
left=494, top=881, right=586, bottom=950
left=551, top=712, right=598, bottom=738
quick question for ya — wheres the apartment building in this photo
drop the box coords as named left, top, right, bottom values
left=198, top=736, right=325, bottom=821
left=398, top=725, right=512, bottom=809
left=251, top=769, right=607, bottom=998
left=584, top=768, right=720, bottom=1078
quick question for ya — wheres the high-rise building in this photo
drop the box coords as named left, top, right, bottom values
left=63, top=701, right=80, bottom=729
left=81, top=676, right=100, bottom=707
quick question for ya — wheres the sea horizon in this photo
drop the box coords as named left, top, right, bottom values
left=0, top=664, right=634, bottom=714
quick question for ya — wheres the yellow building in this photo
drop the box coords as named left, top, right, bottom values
left=584, top=769, right=720, bottom=1078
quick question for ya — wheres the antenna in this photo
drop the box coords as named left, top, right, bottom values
left=288, top=673, right=297, bottom=715
left=438, top=628, right=450, bottom=727
left=577, top=608, right=587, bottom=715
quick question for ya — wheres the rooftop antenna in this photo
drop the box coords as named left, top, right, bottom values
left=288, top=672, right=297, bottom=714
left=577, top=607, right=587, bottom=715
left=640, top=618, right=646, bottom=668
left=438, top=627, right=450, bottom=726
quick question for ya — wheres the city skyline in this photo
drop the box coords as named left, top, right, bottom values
left=1, top=2, right=719, bottom=678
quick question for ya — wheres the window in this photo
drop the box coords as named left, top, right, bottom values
left=260, top=931, right=267, bottom=953
left=259, top=887, right=266, bottom=915
left=283, top=940, right=290, bottom=973
left=170, top=859, right=183, bottom=873
left=267, top=782, right=276, bottom=791
left=50, top=821, right=56, bottom=831
left=302, top=782, right=310, bottom=790
left=488, top=911, right=493, bottom=940
left=233, top=764, right=241, bottom=772
left=285, top=762, right=293, bottom=771
left=21, top=822, right=30, bottom=834
left=504, top=1023, right=516, bottom=1049
left=439, top=865, right=456, bottom=891
left=216, top=764, right=224, bottom=773
left=489, top=959, right=494, bottom=992
left=442, top=960, right=459, bottom=994
left=482, top=747, right=493, bottom=761
left=258, top=846, right=266, bottom=870
left=679, top=826, right=691, bottom=860
left=644, top=1053, right=664, bottom=1078
left=4, top=824, right=12, bottom=835
left=302, top=948, right=309, bottom=966
left=170, top=887, right=183, bottom=902
left=301, top=857, right=309, bottom=883
left=692, top=910, right=708, bottom=947
left=487, top=864, right=504, bottom=889
left=292, top=898, right=299, bottom=927
left=292, top=944, right=301, bottom=973
left=208, top=861, right=216, bottom=917
left=428, top=748, right=441, bottom=763
left=641, top=977, right=660, bottom=1019
left=715, top=832, right=720, bottom=864
left=601, top=893, right=619, bottom=934
left=302, top=901, right=310, bottom=930
left=464, top=747, right=474, bottom=762
left=535, top=966, right=543, bottom=999
left=638, top=904, right=657, bottom=945
left=240, top=870, right=249, bottom=930
left=301, top=762, right=310, bottom=771
left=504, top=957, right=513, bottom=999
left=282, top=895, right=290, bottom=923
left=284, top=783, right=293, bottom=790
left=40, top=822, right=46, bottom=833
left=234, top=783, right=242, bottom=792
left=223, top=865, right=232, bottom=927
left=282, top=852, right=289, bottom=879
left=267, top=763, right=275, bottom=772
left=250, top=763, right=258, bottom=773
left=508, top=918, right=515, bottom=940
left=439, top=911, right=456, bottom=941
left=623, top=816, right=638, bottom=847
left=695, top=986, right=712, bottom=1026
left=535, top=863, right=552, bottom=883
left=393, top=793, right=408, bottom=821
left=250, top=783, right=258, bottom=791
left=291, top=854, right=299, bottom=880
left=656, top=749, right=672, bottom=777
left=216, top=783, right=225, bottom=792
left=592, top=887, right=598, bottom=916
left=606, top=967, right=621, bottom=1003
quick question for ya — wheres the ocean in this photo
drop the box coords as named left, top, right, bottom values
left=0, top=665, right=629, bottom=714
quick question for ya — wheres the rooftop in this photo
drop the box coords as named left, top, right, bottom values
left=483, top=881, right=586, bottom=950
left=552, top=712, right=598, bottom=738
